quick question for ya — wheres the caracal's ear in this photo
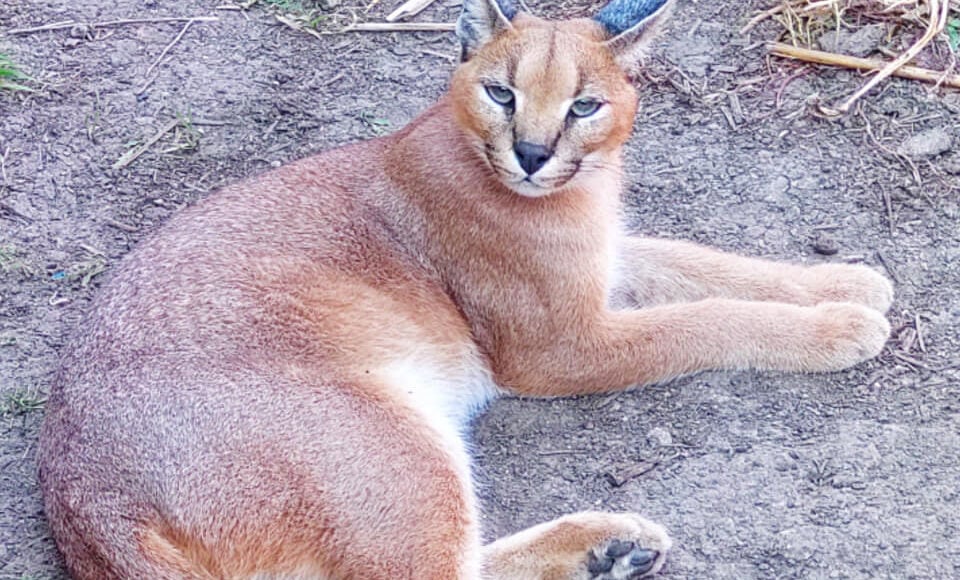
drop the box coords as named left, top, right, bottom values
left=456, top=0, right=521, bottom=61
left=595, top=0, right=675, bottom=71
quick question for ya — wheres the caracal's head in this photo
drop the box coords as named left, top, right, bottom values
left=449, top=0, right=673, bottom=198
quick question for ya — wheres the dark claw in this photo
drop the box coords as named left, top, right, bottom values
left=627, top=549, right=659, bottom=576
left=605, top=539, right=636, bottom=558
left=587, top=553, right=615, bottom=575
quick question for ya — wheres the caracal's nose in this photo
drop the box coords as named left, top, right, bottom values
left=514, top=141, right=552, bottom=175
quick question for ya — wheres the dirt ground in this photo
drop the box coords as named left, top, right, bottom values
left=1, top=0, right=959, bottom=578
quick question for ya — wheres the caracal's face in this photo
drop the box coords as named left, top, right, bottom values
left=450, top=13, right=638, bottom=198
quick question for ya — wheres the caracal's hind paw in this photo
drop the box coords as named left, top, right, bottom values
left=586, top=538, right=663, bottom=579
left=484, top=511, right=670, bottom=579
left=570, top=512, right=671, bottom=579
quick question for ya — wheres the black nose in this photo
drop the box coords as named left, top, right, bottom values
left=514, top=141, right=552, bottom=176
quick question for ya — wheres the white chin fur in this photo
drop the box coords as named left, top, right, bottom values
left=506, top=179, right=557, bottom=198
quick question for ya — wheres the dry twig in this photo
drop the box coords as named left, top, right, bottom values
left=420, top=48, right=455, bottom=61
left=915, top=312, right=927, bottom=352
left=275, top=14, right=325, bottom=40
left=112, top=119, right=180, bottom=170
left=741, top=3, right=788, bottom=34
left=387, top=0, right=440, bottom=22
left=769, top=42, right=960, bottom=88
left=143, top=19, right=197, bottom=80
left=876, top=250, right=901, bottom=284
left=104, top=218, right=140, bottom=233
left=857, top=107, right=922, bottom=185
left=0, top=147, right=9, bottom=185
left=137, top=18, right=207, bottom=95
left=0, top=201, right=34, bottom=223
left=754, top=0, right=960, bottom=115
left=820, top=0, right=951, bottom=115
left=365, top=0, right=386, bottom=13
left=340, top=21, right=456, bottom=32
left=7, top=16, right=218, bottom=35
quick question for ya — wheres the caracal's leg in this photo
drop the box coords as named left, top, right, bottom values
left=482, top=512, right=671, bottom=580
left=613, top=236, right=893, bottom=312
left=499, top=297, right=892, bottom=397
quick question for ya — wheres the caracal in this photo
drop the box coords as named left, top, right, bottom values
left=39, top=0, right=893, bottom=578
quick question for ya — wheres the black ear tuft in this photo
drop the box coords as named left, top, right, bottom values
left=497, top=0, right=520, bottom=20
left=595, top=0, right=672, bottom=36
left=594, top=0, right=674, bottom=71
left=456, top=0, right=521, bottom=61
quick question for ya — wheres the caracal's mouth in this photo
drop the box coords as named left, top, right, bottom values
left=505, top=177, right=555, bottom=198
left=483, top=149, right=581, bottom=198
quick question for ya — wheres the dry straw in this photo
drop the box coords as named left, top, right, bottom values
left=750, top=0, right=960, bottom=115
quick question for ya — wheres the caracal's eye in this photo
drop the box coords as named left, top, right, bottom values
left=569, top=98, right=602, bottom=118
left=484, top=84, right=515, bottom=108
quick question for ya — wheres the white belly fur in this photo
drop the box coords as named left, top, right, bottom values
left=377, top=344, right=501, bottom=435
left=375, top=343, right=496, bottom=578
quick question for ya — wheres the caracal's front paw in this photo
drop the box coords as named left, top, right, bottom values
left=805, top=302, right=891, bottom=371
left=573, top=513, right=671, bottom=579
left=806, top=264, right=894, bottom=313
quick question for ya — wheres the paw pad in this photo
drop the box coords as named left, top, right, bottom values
left=587, top=539, right=660, bottom=579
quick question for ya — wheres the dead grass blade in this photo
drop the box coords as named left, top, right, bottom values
left=769, top=41, right=960, bottom=87
left=817, top=0, right=952, bottom=116
left=759, top=0, right=958, bottom=116
left=7, top=16, right=218, bottom=35
left=386, top=0, right=439, bottom=22
left=340, top=21, right=455, bottom=32
left=112, top=119, right=180, bottom=170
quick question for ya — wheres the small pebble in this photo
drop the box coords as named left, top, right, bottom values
left=646, top=426, right=672, bottom=447
left=897, top=127, right=953, bottom=159
left=813, top=234, right=839, bottom=256
left=817, top=25, right=886, bottom=58
left=940, top=153, right=960, bottom=175
left=68, top=24, right=91, bottom=39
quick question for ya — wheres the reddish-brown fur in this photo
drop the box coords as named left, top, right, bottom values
left=39, top=2, right=891, bottom=578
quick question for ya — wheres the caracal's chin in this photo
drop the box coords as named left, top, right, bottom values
left=492, top=161, right=585, bottom=199
left=506, top=164, right=606, bottom=199
left=504, top=178, right=557, bottom=198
